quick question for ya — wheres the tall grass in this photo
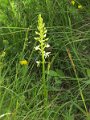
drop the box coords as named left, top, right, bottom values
left=0, top=0, right=90, bottom=120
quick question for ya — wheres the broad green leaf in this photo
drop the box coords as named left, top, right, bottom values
left=55, top=69, right=65, bottom=77
left=45, top=70, right=60, bottom=77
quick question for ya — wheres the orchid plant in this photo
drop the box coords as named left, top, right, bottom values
left=34, top=14, right=51, bottom=113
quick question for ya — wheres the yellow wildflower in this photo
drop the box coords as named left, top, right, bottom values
left=78, top=5, right=82, bottom=9
left=71, top=0, right=75, bottom=6
left=19, top=60, right=28, bottom=65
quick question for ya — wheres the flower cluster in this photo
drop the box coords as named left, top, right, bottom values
left=34, top=44, right=51, bottom=58
left=71, top=0, right=83, bottom=9
left=34, top=14, right=51, bottom=67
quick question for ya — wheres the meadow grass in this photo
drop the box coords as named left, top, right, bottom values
left=0, top=0, right=90, bottom=120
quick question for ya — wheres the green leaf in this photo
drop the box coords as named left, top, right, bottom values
left=45, top=70, right=60, bottom=77
left=86, top=69, right=90, bottom=77
left=55, top=69, right=65, bottom=77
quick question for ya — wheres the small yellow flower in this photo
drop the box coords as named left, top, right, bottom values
left=78, top=5, right=82, bottom=9
left=19, top=60, right=28, bottom=65
left=71, top=0, right=75, bottom=6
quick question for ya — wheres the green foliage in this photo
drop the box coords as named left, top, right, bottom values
left=86, top=69, right=90, bottom=77
left=86, top=113, right=90, bottom=120
left=0, top=0, right=89, bottom=120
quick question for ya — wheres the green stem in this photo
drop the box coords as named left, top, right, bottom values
left=41, top=45, right=48, bottom=118
left=42, top=50, right=48, bottom=104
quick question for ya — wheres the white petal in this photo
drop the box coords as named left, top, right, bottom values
left=44, top=52, right=51, bottom=58
left=34, top=45, right=40, bottom=50
left=46, top=44, right=50, bottom=48
left=36, top=61, right=40, bottom=67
